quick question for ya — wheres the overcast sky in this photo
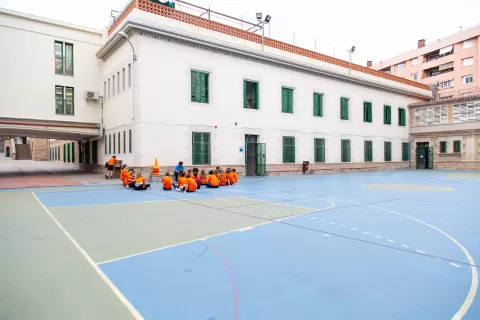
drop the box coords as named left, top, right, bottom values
left=1, top=0, right=479, bottom=65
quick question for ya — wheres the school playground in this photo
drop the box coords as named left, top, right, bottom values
left=1, top=170, right=480, bottom=320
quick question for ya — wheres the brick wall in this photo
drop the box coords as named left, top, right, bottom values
left=30, top=138, right=49, bottom=161
left=434, top=161, right=480, bottom=170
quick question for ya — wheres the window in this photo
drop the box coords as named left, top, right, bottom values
left=454, top=140, right=461, bottom=153
left=117, top=72, right=120, bottom=94
left=123, top=131, right=126, bottom=153
left=398, top=108, right=406, bottom=126
left=340, top=97, right=349, bottom=120
left=67, top=143, right=71, bottom=163
left=313, top=93, right=323, bottom=117
left=440, top=141, right=447, bottom=153
left=63, top=144, right=66, bottom=163
left=463, top=57, right=473, bottom=67
left=108, top=134, right=111, bottom=154
left=402, top=143, right=409, bottom=161
left=463, top=75, right=474, bottom=84
left=397, top=63, right=405, bottom=71
left=363, top=102, right=372, bottom=123
left=55, top=86, right=74, bottom=115
left=128, top=64, right=132, bottom=87
left=283, top=136, right=295, bottom=163
left=341, top=140, right=351, bottom=162
left=122, top=68, right=126, bottom=91
left=411, top=73, right=418, bottom=81
left=384, top=105, right=392, bottom=125
left=192, top=132, right=211, bottom=164
left=54, top=41, right=73, bottom=75
left=108, top=79, right=111, bottom=98
left=415, top=106, right=448, bottom=125
left=118, top=132, right=121, bottom=154
left=129, top=129, right=132, bottom=153
left=112, top=75, right=115, bottom=96
left=282, top=87, right=294, bottom=113
left=113, top=133, right=116, bottom=154
left=314, top=138, right=325, bottom=162
left=453, top=101, right=480, bottom=123
left=191, top=71, right=209, bottom=103
left=243, top=80, right=259, bottom=109
left=384, top=141, right=392, bottom=161
left=411, top=58, right=418, bottom=66
left=103, top=82, right=106, bottom=100
left=104, top=136, right=107, bottom=154
left=463, top=39, right=473, bottom=49
left=439, top=80, right=454, bottom=89
left=364, top=141, right=373, bottom=162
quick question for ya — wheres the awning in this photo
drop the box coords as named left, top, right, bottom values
left=439, top=62, right=454, bottom=70
left=439, top=45, right=453, bottom=55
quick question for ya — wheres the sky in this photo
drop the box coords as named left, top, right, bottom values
left=1, top=0, right=479, bottom=65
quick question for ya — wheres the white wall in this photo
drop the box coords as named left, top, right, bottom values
left=120, top=33, right=423, bottom=166
left=0, top=10, right=103, bottom=123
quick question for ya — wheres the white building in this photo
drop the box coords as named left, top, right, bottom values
left=1, top=1, right=433, bottom=175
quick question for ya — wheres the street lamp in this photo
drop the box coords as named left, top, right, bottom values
left=256, top=13, right=272, bottom=52
left=118, top=31, right=137, bottom=61
left=347, top=45, right=356, bottom=75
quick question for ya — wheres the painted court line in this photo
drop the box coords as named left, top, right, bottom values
left=387, top=239, right=395, bottom=243
left=32, top=193, right=144, bottom=320
left=450, top=263, right=462, bottom=268
left=401, top=244, right=410, bottom=248
left=416, top=250, right=426, bottom=254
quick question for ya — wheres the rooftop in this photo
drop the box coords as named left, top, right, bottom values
left=409, top=92, right=480, bottom=107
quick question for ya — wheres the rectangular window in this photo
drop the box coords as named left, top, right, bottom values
left=398, top=108, right=406, bottom=126
left=340, top=97, right=349, bottom=120
left=63, top=144, right=66, bottom=163
left=104, top=136, right=107, bottom=154
left=123, top=131, right=126, bottom=153
left=454, top=140, right=461, bottom=153
left=54, top=41, right=73, bottom=75
left=103, top=82, right=107, bottom=100
left=128, top=64, right=132, bottom=87
left=463, top=39, right=473, bottom=49
left=118, top=132, right=121, bottom=154
left=67, top=143, right=71, bottom=163
left=462, top=57, right=473, bottom=67
left=363, top=102, right=372, bottom=123
left=281, top=87, right=294, bottom=113
left=402, top=143, right=409, bottom=161
left=411, top=58, right=418, bottom=66
left=384, top=105, right=392, bottom=124
left=129, top=129, right=132, bottom=153
left=314, top=138, right=325, bottom=162
left=440, top=141, right=447, bottom=153
left=117, top=72, right=120, bottom=94
left=415, top=106, right=448, bottom=125
left=463, top=75, right=474, bottom=84
left=397, top=63, right=405, bottom=71
left=108, top=79, right=111, bottom=98
left=453, top=102, right=480, bottom=123
left=191, top=71, right=209, bottom=103
left=122, top=68, right=126, bottom=91
left=364, top=141, right=373, bottom=162
left=112, top=75, right=115, bottom=96
left=282, top=136, right=295, bottom=163
left=384, top=141, right=392, bottom=161
left=439, top=80, right=454, bottom=89
left=192, top=132, right=211, bottom=165
left=244, top=80, right=259, bottom=109
left=341, top=139, right=351, bottom=162
left=411, top=73, right=418, bottom=81
left=55, top=86, right=74, bottom=115
left=313, top=93, right=323, bottom=117
left=108, top=134, right=111, bottom=154
left=113, top=133, right=116, bottom=154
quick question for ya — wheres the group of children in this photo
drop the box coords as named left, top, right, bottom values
left=116, top=159, right=238, bottom=193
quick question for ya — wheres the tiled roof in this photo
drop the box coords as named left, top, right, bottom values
left=409, top=94, right=480, bottom=107
left=412, top=128, right=480, bottom=136
left=109, top=0, right=430, bottom=91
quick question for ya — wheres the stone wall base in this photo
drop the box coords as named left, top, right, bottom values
left=266, top=162, right=410, bottom=176
left=434, top=161, right=480, bottom=170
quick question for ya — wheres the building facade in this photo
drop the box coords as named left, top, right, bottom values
left=409, top=96, right=480, bottom=170
left=370, top=25, right=480, bottom=100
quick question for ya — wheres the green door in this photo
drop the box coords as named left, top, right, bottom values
left=255, top=143, right=266, bottom=176
left=416, top=142, right=426, bottom=169
left=427, top=147, right=434, bottom=169
left=5, top=146, right=10, bottom=157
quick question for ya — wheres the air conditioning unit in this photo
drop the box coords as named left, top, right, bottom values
left=84, top=91, right=99, bottom=100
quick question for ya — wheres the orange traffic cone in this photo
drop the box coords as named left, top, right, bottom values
left=152, top=158, right=160, bottom=177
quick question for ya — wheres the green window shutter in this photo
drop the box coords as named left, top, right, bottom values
left=314, top=138, right=325, bottom=162
left=369, top=103, right=372, bottom=122
left=113, top=134, right=116, bottom=154
left=384, top=142, right=392, bottom=161
left=243, top=80, right=247, bottom=108
left=313, top=93, right=323, bottom=117
left=454, top=140, right=461, bottom=153
left=63, top=144, right=66, bottom=162
left=192, top=132, right=211, bottom=165
left=314, top=94, right=319, bottom=116
left=283, top=136, right=295, bottom=163
left=92, top=140, right=98, bottom=164
left=364, top=141, right=373, bottom=162
left=71, top=142, right=75, bottom=163
left=118, top=133, right=120, bottom=154
left=57, top=146, right=60, bottom=161
left=108, top=134, right=111, bottom=154
left=402, top=143, right=409, bottom=161
left=341, top=97, right=349, bottom=120
left=255, top=82, right=259, bottom=109
left=282, top=88, right=293, bottom=113
left=79, top=142, right=83, bottom=164
left=363, top=102, right=372, bottom=122
left=341, top=140, right=351, bottom=162
left=123, top=131, right=126, bottom=153
left=67, top=144, right=70, bottom=163
left=399, top=109, right=406, bottom=126
left=129, top=129, right=132, bottom=153
left=191, top=71, right=209, bottom=103
left=440, top=141, right=447, bottom=153
left=104, top=136, right=107, bottom=154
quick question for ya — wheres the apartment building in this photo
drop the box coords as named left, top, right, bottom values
left=370, top=25, right=480, bottom=100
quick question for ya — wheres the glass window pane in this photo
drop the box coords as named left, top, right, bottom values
left=65, top=43, right=73, bottom=75
left=65, top=87, right=74, bottom=114
left=55, top=86, right=64, bottom=114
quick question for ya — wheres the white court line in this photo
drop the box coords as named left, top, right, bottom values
left=323, top=234, right=331, bottom=237
left=450, top=263, right=462, bottom=268
left=387, top=239, right=395, bottom=243
left=236, top=227, right=253, bottom=232
left=375, top=235, right=383, bottom=239
left=416, top=250, right=426, bottom=254
left=350, top=228, right=357, bottom=231
left=329, top=222, right=336, bottom=225
left=32, top=193, right=144, bottom=320
left=340, top=225, right=348, bottom=228
left=401, top=244, right=410, bottom=248
left=37, top=188, right=122, bottom=196
left=363, top=232, right=370, bottom=235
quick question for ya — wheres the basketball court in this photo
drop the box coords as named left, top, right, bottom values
left=1, top=170, right=479, bottom=319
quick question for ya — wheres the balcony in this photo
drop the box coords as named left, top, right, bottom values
left=437, top=87, right=480, bottom=99
left=423, top=64, right=454, bottom=79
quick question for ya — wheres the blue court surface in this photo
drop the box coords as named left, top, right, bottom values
left=34, top=170, right=480, bottom=319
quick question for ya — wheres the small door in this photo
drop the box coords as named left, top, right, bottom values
left=427, top=146, right=434, bottom=169
left=245, top=135, right=258, bottom=177
left=255, top=143, right=266, bottom=176
left=5, top=146, right=10, bottom=157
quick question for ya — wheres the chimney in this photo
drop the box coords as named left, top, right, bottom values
left=367, top=60, right=372, bottom=67
left=418, top=39, right=425, bottom=48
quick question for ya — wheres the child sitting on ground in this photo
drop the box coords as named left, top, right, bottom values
left=186, top=174, right=198, bottom=193
left=133, top=173, right=151, bottom=191
left=219, top=169, right=229, bottom=186
left=193, top=172, right=201, bottom=189
left=123, top=169, right=135, bottom=188
left=226, top=168, right=234, bottom=185
left=207, top=170, right=219, bottom=188
left=215, top=167, right=220, bottom=179
left=200, top=170, right=207, bottom=185
left=161, top=172, right=173, bottom=191
left=120, top=164, right=128, bottom=185
left=176, top=172, right=188, bottom=192
left=232, top=168, right=238, bottom=184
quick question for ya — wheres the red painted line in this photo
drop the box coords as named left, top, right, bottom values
left=205, top=241, right=240, bottom=320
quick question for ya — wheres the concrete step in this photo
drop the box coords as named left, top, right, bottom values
left=15, top=144, right=32, bottom=160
